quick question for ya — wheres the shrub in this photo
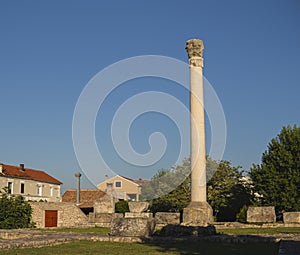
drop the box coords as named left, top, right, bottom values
left=0, top=188, right=32, bottom=229
left=236, top=205, right=248, bottom=223
left=115, top=200, right=129, bottom=214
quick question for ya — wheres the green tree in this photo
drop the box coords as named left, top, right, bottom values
left=0, top=188, right=32, bottom=229
left=207, top=161, right=251, bottom=221
left=143, top=157, right=250, bottom=220
left=250, top=125, right=300, bottom=213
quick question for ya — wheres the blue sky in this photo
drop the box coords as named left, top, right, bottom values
left=0, top=1, right=299, bottom=192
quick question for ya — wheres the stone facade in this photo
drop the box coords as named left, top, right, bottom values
left=247, top=206, right=276, bottom=223
left=29, top=202, right=88, bottom=228
left=154, top=212, right=180, bottom=227
left=283, top=212, right=300, bottom=224
left=110, top=217, right=155, bottom=237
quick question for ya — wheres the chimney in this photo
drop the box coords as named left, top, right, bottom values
left=0, top=164, right=3, bottom=174
left=20, top=164, right=25, bottom=171
left=74, top=172, right=82, bottom=205
left=105, top=175, right=109, bottom=180
left=106, top=182, right=113, bottom=195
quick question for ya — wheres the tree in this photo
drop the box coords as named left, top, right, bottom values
left=207, top=161, right=251, bottom=221
left=0, top=188, right=32, bottom=229
left=250, top=125, right=300, bottom=213
left=143, top=157, right=250, bottom=220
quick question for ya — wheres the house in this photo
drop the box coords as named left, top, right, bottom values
left=62, top=189, right=106, bottom=214
left=0, top=163, right=62, bottom=202
left=97, top=175, right=150, bottom=201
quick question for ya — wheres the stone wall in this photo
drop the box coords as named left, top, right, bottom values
left=29, top=202, right=88, bottom=228
left=247, top=206, right=276, bottom=223
left=283, top=212, right=300, bottom=224
left=88, top=212, right=123, bottom=227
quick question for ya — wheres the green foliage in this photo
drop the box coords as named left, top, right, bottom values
left=250, top=125, right=300, bottom=213
left=115, top=200, right=129, bottom=214
left=207, top=161, right=251, bottom=221
left=143, top=157, right=250, bottom=220
left=236, top=205, right=248, bottom=223
left=0, top=188, right=32, bottom=229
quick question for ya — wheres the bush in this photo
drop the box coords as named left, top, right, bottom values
left=0, top=188, right=32, bottom=229
left=115, top=200, right=129, bottom=214
left=236, top=205, right=248, bottom=223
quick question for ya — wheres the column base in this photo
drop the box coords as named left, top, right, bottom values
left=182, top=201, right=214, bottom=226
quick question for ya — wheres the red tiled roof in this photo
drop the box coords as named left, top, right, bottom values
left=62, top=189, right=106, bottom=208
left=121, top=176, right=151, bottom=186
left=0, top=163, right=62, bottom=185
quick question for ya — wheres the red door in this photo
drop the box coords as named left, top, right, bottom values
left=45, top=210, right=58, bottom=227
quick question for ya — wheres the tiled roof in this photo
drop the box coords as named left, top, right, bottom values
left=0, top=163, right=62, bottom=185
left=62, top=189, right=106, bottom=208
left=121, top=176, right=151, bottom=186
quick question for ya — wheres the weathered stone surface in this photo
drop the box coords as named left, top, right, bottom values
left=182, top=202, right=214, bottom=226
left=247, top=206, right=276, bottom=223
left=283, top=212, right=300, bottom=224
left=125, top=212, right=153, bottom=218
left=128, top=201, right=149, bottom=213
left=110, top=217, right=155, bottom=237
left=155, top=212, right=180, bottom=226
left=93, top=194, right=115, bottom=214
left=158, top=224, right=216, bottom=237
left=29, top=202, right=88, bottom=228
left=89, top=213, right=124, bottom=227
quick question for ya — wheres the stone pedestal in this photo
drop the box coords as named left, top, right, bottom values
left=183, top=202, right=213, bottom=226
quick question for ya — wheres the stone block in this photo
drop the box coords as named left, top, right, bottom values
left=283, top=212, right=300, bottom=223
left=110, top=217, right=155, bottom=237
left=182, top=202, right=213, bottom=226
left=128, top=201, right=149, bottom=213
left=155, top=212, right=180, bottom=226
left=124, top=212, right=153, bottom=218
left=93, top=194, right=115, bottom=214
left=247, top=206, right=276, bottom=223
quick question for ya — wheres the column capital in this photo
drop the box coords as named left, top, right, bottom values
left=186, top=39, right=204, bottom=67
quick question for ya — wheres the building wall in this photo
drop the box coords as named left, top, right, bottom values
left=0, top=176, right=61, bottom=202
left=97, top=176, right=140, bottom=201
left=29, top=202, right=88, bottom=228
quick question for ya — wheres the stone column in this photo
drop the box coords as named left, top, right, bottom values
left=75, top=172, right=82, bottom=205
left=183, top=39, right=213, bottom=226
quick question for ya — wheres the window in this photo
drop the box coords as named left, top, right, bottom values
left=115, top=181, right=122, bottom=188
left=7, top=182, right=13, bottom=194
left=20, top=183, right=25, bottom=194
left=50, top=186, right=53, bottom=197
left=37, top=184, right=42, bottom=196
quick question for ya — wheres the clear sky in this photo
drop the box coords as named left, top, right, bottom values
left=0, top=1, right=299, bottom=193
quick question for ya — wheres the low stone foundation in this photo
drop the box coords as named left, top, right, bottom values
left=247, top=206, right=276, bottom=223
left=88, top=213, right=123, bottom=227
left=157, top=224, right=216, bottom=237
left=283, top=212, right=300, bottom=224
left=155, top=212, right=180, bottom=228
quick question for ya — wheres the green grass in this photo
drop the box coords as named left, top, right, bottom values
left=42, top=227, right=110, bottom=234
left=218, top=227, right=300, bottom=235
left=0, top=240, right=279, bottom=255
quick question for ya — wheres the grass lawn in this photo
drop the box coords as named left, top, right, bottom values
left=218, top=227, right=300, bottom=235
left=0, top=240, right=279, bottom=255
